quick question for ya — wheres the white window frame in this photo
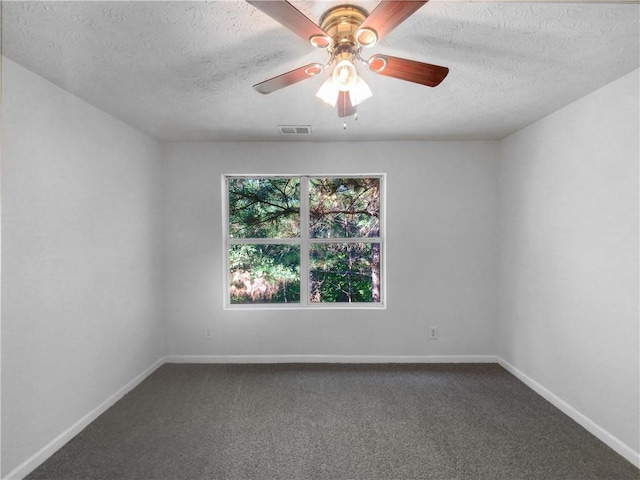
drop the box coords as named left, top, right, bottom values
left=222, top=174, right=386, bottom=310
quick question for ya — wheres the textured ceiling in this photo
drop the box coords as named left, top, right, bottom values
left=2, top=1, right=639, bottom=142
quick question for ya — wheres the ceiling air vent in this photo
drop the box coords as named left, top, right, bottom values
left=278, top=125, right=312, bottom=135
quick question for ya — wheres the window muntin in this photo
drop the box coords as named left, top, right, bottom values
left=224, top=175, right=385, bottom=308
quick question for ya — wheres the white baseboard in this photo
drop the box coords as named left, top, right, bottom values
left=497, top=357, right=640, bottom=469
left=4, top=357, right=165, bottom=480
left=164, top=354, right=500, bottom=364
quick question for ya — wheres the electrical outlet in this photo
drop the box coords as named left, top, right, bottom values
left=205, top=327, right=213, bottom=339
left=429, top=327, right=438, bottom=340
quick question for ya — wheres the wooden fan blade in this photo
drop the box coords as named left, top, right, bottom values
left=246, top=1, right=330, bottom=46
left=337, top=91, right=356, bottom=118
left=253, top=63, right=323, bottom=94
left=369, top=54, right=449, bottom=87
left=357, top=1, right=428, bottom=43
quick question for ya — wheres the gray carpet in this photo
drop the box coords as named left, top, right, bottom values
left=26, top=363, right=639, bottom=480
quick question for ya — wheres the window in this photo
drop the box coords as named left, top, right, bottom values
left=223, top=175, right=385, bottom=308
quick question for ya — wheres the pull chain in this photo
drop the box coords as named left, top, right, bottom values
left=343, top=112, right=360, bottom=130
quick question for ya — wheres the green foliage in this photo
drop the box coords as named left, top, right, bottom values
left=310, top=243, right=378, bottom=303
left=228, top=177, right=300, bottom=238
left=229, top=244, right=300, bottom=304
left=309, top=177, right=379, bottom=238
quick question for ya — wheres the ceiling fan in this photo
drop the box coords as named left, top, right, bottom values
left=246, top=0, right=449, bottom=118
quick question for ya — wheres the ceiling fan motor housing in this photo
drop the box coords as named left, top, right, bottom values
left=320, top=5, right=371, bottom=54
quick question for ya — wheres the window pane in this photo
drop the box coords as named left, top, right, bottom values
left=309, top=243, right=381, bottom=303
left=229, top=177, right=300, bottom=238
left=229, top=244, right=300, bottom=304
left=309, top=177, right=380, bottom=239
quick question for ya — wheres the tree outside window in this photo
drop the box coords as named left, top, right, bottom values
left=224, top=175, right=384, bottom=308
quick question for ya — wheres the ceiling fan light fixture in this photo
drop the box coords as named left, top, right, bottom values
left=316, top=76, right=340, bottom=107
left=332, top=58, right=358, bottom=91
left=355, top=27, right=378, bottom=47
left=349, top=76, right=373, bottom=106
left=309, top=34, right=332, bottom=49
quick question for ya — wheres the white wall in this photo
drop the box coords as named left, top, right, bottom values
left=162, top=141, right=499, bottom=359
left=498, top=69, right=639, bottom=456
left=1, top=58, right=165, bottom=477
